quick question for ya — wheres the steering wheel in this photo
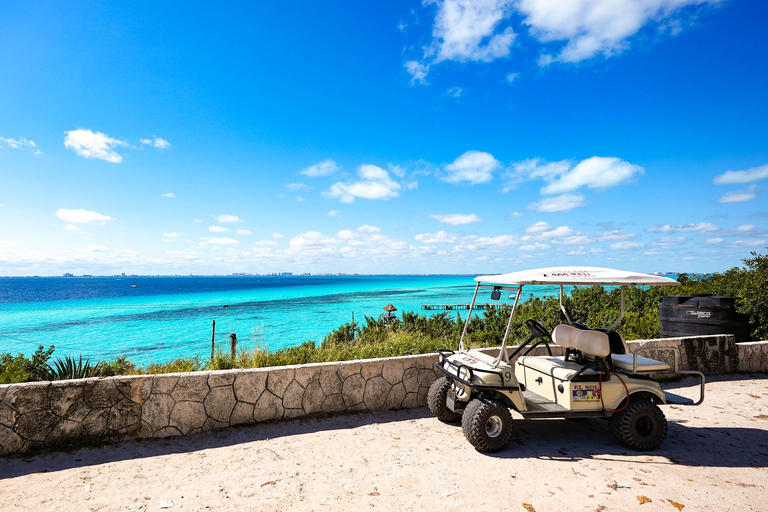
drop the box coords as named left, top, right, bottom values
left=526, top=319, right=551, bottom=340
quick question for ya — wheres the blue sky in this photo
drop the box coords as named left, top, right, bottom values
left=0, top=0, right=766, bottom=276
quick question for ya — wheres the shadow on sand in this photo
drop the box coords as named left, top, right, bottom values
left=2, top=373, right=767, bottom=479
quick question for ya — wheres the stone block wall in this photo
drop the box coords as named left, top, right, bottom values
left=0, top=352, right=444, bottom=457
left=736, top=340, right=768, bottom=373
left=1, top=334, right=764, bottom=457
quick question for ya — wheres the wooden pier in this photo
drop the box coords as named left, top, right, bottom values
left=421, top=304, right=505, bottom=311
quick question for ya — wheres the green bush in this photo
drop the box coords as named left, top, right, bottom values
left=0, top=345, right=54, bottom=384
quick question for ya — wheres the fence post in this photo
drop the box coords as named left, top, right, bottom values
left=230, top=333, right=237, bottom=360
left=211, top=320, right=216, bottom=363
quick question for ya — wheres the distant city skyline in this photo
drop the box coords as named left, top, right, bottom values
left=1, top=0, right=766, bottom=276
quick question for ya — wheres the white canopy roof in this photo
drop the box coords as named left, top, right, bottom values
left=475, top=266, right=680, bottom=287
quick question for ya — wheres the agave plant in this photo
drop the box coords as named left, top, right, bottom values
left=46, top=355, right=100, bottom=380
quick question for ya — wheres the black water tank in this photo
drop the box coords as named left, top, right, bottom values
left=660, top=294, right=750, bottom=342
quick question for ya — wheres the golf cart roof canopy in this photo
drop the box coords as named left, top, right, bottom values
left=474, top=266, right=680, bottom=287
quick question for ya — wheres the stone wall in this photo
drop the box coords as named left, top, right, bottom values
left=1, top=334, right=764, bottom=457
left=736, top=340, right=768, bottom=373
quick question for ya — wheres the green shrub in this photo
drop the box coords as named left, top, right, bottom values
left=47, top=355, right=100, bottom=380
left=0, top=345, right=55, bottom=384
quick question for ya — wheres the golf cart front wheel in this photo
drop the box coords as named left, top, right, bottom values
left=609, top=398, right=668, bottom=451
left=427, top=377, right=461, bottom=422
left=462, top=398, right=513, bottom=453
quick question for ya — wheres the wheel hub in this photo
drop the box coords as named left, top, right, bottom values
left=486, top=415, right=503, bottom=438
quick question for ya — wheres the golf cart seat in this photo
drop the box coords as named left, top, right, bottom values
left=517, top=324, right=610, bottom=380
left=610, top=353, right=670, bottom=373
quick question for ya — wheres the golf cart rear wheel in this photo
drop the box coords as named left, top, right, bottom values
left=462, top=398, right=513, bottom=453
left=427, top=377, right=461, bottom=422
left=609, top=398, right=667, bottom=451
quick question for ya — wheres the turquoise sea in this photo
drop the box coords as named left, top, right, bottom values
left=1, top=275, right=541, bottom=363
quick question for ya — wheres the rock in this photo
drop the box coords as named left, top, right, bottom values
left=302, top=380, right=326, bottom=415
left=361, top=361, right=383, bottom=380
left=233, top=371, right=267, bottom=404
left=381, top=359, right=404, bottom=385
left=169, top=401, right=207, bottom=435
left=363, top=376, right=390, bottom=411
left=321, top=393, right=345, bottom=413
left=208, top=371, right=237, bottom=388
left=107, top=398, right=142, bottom=432
left=152, top=375, right=179, bottom=395
left=318, top=368, right=342, bottom=396
left=294, top=366, right=320, bottom=388
left=15, top=410, right=59, bottom=442
left=230, top=402, right=255, bottom=426
left=203, top=385, right=236, bottom=423
left=50, top=383, right=90, bottom=422
left=384, top=382, right=406, bottom=410
left=81, top=408, right=110, bottom=437
left=267, top=369, right=295, bottom=397
left=84, top=380, right=121, bottom=409
left=0, top=424, right=24, bottom=457
left=253, top=391, right=284, bottom=422
left=46, top=418, right=85, bottom=445
left=337, top=364, right=362, bottom=381
left=402, top=367, right=420, bottom=393
left=142, top=393, right=175, bottom=432
left=202, top=417, right=229, bottom=432
left=114, top=376, right=146, bottom=403
left=282, top=380, right=304, bottom=410
left=170, top=374, right=209, bottom=402
left=341, top=373, right=365, bottom=407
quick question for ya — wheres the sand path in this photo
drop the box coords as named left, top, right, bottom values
left=1, top=374, right=767, bottom=511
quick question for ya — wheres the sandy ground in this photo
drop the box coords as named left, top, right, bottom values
left=1, top=374, right=767, bottom=512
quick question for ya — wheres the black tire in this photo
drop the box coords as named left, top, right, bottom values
left=427, top=377, right=461, bottom=422
left=461, top=398, right=513, bottom=453
left=609, top=398, right=668, bottom=451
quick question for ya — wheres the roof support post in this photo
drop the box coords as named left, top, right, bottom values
left=608, top=286, right=626, bottom=332
left=559, top=285, right=573, bottom=325
left=493, top=285, right=522, bottom=367
left=459, top=282, right=481, bottom=352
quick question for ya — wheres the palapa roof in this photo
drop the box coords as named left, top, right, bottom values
left=383, top=304, right=398, bottom=312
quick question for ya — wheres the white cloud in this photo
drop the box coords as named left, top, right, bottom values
left=653, top=236, right=687, bottom=246
left=727, top=239, right=767, bottom=248
left=85, top=245, right=109, bottom=252
left=64, top=129, right=127, bottom=163
left=540, top=156, right=643, bottom=194
left=647, top=222, right=719, bottom=233
left=64, top=224, right=82, bottom=232
left=405, top=60, right=430, bottom=85
left=287, top=183, right=309, bottom=191
left=611, top=241, right=644, bottom=250
left=504, top=158, right=571, bottom=191
left=705, top=238, right=724, bottom=244
left=160, top=192, right=176, bottom=198
left=163, top=232, right=183, bottom=238
left=140, top=136, right=171, bottom=149
left=713, top=164, right=768, bottom=184
left=442, top=150, right=500, bottom=185
left=295, top=196, right=305, bottom=202
left=301, top=160, right=340, bottom=177
left=520, top=242, right=549, bottom=251
left=236, top=229, right=253, bottom=235
left=56, top=208, right=114, bottom=225
left=216, top=214, right=243, bottom=223
left=209, top=226, right=230, bottom=233
left=517, top=0, right=721, bottom=64
left=358, top=225, right=382, bottom=233
left=324, top=164, right=402, bottom=202
left=415, top=231, right=459, bottom=244
left=508, top=211, right=523, bottom=218
left=0, top=137, right=38, bottom=152
left=193, top=219, right=203, bottom=223
left=429, top=0, right=516, bottom=64
left=328, top=210, right=342, bottom=217
left=718, top=184, right=757, bottom=204
left=505, top=71, right=519, bottom=83
left=596, top=230, right=636, bottom=241
left=528, top=193, right=586, bottom=212
left=430, top=213, right=482, bottom=225
left=272, top=233, right=284, bottom=239
left=201, top=237, right=239, bottom=246
left=446, top=86, right=463, bottom=97
left=255, top=240, right=279, bottom=246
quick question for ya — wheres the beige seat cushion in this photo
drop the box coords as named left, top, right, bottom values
left=552, top=324, right=611, bottom=358
left=517, top=356, right=598, bottom=381
left=611, top=353, right=669, bottom=372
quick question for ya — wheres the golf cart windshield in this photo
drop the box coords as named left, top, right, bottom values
left=459, top=266, right=680, bottom=367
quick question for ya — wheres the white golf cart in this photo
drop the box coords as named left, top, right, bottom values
left=428, top=266, right=705, bottom=453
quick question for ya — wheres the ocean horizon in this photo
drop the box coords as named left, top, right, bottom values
left=0, top=274, right=515, bottom=364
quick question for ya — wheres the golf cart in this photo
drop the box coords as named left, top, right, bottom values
left=428, top=266, right=705, bottom=453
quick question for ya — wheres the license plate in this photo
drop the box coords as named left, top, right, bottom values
left=446, top=389, right=456, bottom=411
